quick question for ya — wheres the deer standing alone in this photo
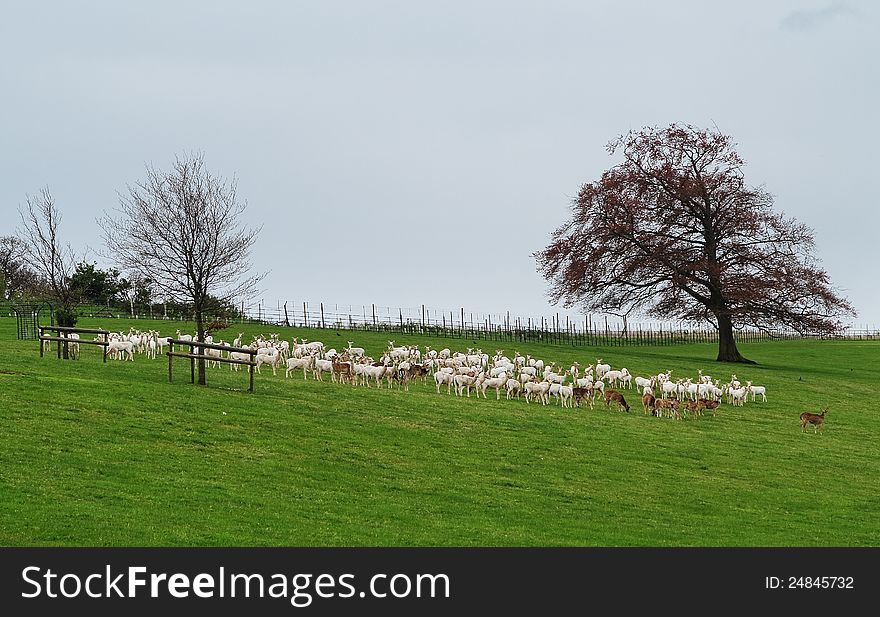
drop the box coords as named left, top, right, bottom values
left=800, top=409, right=827, bottom=434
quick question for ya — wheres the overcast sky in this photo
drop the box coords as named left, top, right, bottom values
left=2, top=1, right=877, bottom=328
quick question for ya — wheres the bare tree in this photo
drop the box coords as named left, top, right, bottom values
left=17, top=188, right=79, bottom=327
left=0, top=235, right=39, bottom=300
left=535, top=124, right=855, bottom=363
left=101, top=154, right=263, bottom=385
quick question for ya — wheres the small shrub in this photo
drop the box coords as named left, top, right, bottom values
left=55, top=307, right=78, bottom=328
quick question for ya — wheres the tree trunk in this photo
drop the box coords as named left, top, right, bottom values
left=57, top=305, right=77, bottom=359
left=195, top=309, right=207, bottom=385
left=716, top=313, right=755, bottom=364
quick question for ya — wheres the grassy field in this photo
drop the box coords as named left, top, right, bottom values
left=0, top=316, right=877, bottom=546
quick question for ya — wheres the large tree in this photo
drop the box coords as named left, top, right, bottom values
left=535, top=124, right=854, bottom=363
left=101, top=154, right=263, bottom=385
left=69, top=261, right=129, bottom=306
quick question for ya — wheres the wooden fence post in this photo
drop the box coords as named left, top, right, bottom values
left=249, top=351, right=255, bottom=393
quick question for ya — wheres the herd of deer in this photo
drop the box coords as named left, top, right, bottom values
left=84, top=329, right=831, bottom=433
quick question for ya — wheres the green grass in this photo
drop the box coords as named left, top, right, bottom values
left=0, top=317, right=877, bottom=546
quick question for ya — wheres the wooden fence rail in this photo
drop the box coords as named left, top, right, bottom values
left=39, top=326, right=110, bottom=361
left=166, top=339, right=257, bottom=392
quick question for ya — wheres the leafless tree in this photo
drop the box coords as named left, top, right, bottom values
left=0, top=235, right=39, bottom=299
left=536, top=124, right=855, bottom=363
left=101, top=154, right=263, bottom=385
left=17, top=188, right=78, bottom=322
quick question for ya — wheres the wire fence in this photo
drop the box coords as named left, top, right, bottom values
left=4, top=300, right=876, bottom=347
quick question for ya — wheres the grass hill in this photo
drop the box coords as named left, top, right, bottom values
left=1, top=317, right=877, bottom=546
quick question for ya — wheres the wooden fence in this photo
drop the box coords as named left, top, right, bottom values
left=39, top=326, right=110, bottom=361
left=166, top=339, right=258, bottom=392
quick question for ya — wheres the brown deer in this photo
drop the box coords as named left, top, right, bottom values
left=683, top=399, right=703, bottom=418
left=800, top=408, right=827, bottom=433
left=331, top=359, right=353, bottom=385
left=697, top=398, right=720, bottom=417
left=572, top=386, right=594, bottom=409
left=604, top=389, right=630, bottom=413
left=641, top=392, right=656, bottom=415
left=654, top=398, right=680, bottom=419
left=407, top=363, right=429, bottom=385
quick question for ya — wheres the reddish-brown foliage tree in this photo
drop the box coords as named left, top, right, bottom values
left=535, top=124, right=855, bottom=363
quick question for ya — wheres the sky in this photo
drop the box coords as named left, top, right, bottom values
left=2, top=1, right=878, bottom=329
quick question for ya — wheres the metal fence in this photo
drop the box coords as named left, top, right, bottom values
left=233, top=301, right=880, bottom=346
left=3, top=300, right=878, bottom=347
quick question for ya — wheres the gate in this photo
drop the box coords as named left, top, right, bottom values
left=13, top=303, right=46, bottom=340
